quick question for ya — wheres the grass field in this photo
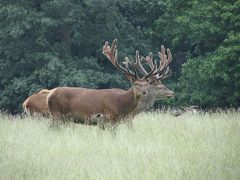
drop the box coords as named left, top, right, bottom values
left=0, top=112, right=240, bottom=180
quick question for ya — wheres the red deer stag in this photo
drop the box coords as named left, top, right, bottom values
left=122, top=44, right=175, bottom=115
left=47, top=39, right=174, bottom=127
left=22, top=89, right=50, bottom=116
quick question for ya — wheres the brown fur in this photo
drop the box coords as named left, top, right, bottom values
left=47, top=82, right=148, bottom=126
left=22, top=89, right=50, bottom=116
left=46, top=81, right=175, bottom=127
left=134, top=81, right=175, bottom=114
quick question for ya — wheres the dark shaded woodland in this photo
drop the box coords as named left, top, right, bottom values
left=0, top=0, right=239, bottom=113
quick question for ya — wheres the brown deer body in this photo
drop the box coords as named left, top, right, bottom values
left=47, top=86, right=146, bottom=125
left=47, top=39, right=174, bottom=127
left=22, top=89, right=50, bottom=116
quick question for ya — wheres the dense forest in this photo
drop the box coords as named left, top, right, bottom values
left=0, top=0, right=239, bottom=113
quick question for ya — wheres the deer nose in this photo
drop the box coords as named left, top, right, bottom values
left=168, top=91, right=175, bottom=97
left=142, top=91, right=147, bottom=95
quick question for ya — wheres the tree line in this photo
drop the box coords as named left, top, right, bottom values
left=0, top=0, right=239, bottom=113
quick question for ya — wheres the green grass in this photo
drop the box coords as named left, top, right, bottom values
left=0, top=112, right=240, bottom=180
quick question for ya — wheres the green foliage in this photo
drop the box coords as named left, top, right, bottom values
left=151, top=0, right=240, bottom=76
left=152, top=0, right=240, bottom=108
left=0, top=0, right=239, bottom=113
left=0, top=0, right=146, bottom=113
left=174, top=32, right=240, bottom=108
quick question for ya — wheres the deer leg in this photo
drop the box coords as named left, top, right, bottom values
left=48, top=109, right=66, bottom=128
left=126, top=118, right=134, bottom=129
left=94, top=113, right=116, bottom=130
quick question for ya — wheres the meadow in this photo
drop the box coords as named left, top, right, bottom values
left=0, top=112, right=240, bottom=180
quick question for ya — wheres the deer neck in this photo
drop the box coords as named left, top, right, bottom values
left=123, top=87, right=143, bottom=114
left=138, top=91, right=156, bottom=111
left=110, top=87, right=143, bottom=120
left=128, top=89, right=156, bottom=117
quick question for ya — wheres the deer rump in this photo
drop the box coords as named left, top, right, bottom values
left=23, top=89, right=50, bottom=116
left=47, top=87, right=140, bottom=125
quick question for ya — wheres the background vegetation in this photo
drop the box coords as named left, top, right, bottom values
left=0, top=0, right=239, bottom=113
left=0, top=112, right=239, bottom=179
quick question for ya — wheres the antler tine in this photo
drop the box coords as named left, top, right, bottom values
left=122, top=51, right=149, bottom=76
left=123, top=57, right=134, bottom=66
left=160, top=46, right=172, bottom=68
left=139, top=52, right=161, bottom=76
left=103, top=40, right=115, bottom=65
left=110, top=39, right=117, bottom=55
left=137, top=45, right=172, bottom=81
left=157, top=66, right=169, bottom=79
left=144, top=52, right=155, bottom=69
left=143, top=61, right=157, bottom=79
left=163, top=68, right=172, bottom=80
left=123, top=57, right=134, bottom=74
left=114, top=49, right=131, bottom=73
left=158, top=45, right=167, bottom=72
left=103, top=39, right=138, bottom=80
left=167, top=48, right=172, bottom=65
left=157, top=68, right=172, bottom=80
left=156, top=45, right=173, bottom=80
left=128, top=50, right=163, bottom=79
left=132, top=50, right=160, bottom=79
left=134, top=50, right=148, bottom=76
left=123, top=57, right=140, bottom=79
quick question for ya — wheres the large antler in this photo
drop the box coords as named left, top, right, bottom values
left=103, top=39, right=157, bottom=81
left=129, top=45, right=172, bottom=81
left=156, top=45, right=172, bottom=80
left=103, top=39, right=138, bottom=81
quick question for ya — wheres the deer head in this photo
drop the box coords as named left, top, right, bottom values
left=135, top=45, right=175, bottom=100
left=103, top=39, right=174, bottom=101
left=103, top=39, right=158, bottom=98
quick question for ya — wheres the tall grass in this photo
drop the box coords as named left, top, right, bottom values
left=0, top=112, right=240, bottom=180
